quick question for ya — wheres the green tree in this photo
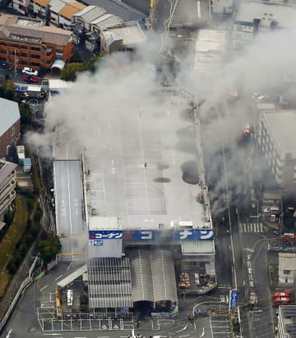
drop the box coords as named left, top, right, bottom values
left=19, top=102, right=32, bottom=126
left=38, top=233, right=61, bottom=264
left=61, top=63, right=87, bottom=81
left=0, top=80, right=15, bottom=100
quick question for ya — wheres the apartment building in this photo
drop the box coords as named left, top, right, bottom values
left=278, top=252, right=296, bottom=285
left=0, top=14, right=74, bottom=70
left=255, top=109, right=296, bottom=194
left=0, top=98, right=20, bottom=158
left=0, top=160, right=17, bottom=217
left=278, top=305, right=296, bottom=338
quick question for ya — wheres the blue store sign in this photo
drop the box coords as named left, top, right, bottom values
left=174, top=229, right=214, bottom=241
left=89, top=230, right=123, bottom=240
left=230, top=289, right=239, bottom=309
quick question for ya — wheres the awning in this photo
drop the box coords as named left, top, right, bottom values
left=51, top=59, right=65, bottom=71
left=130, top=248, right=177, bottom=304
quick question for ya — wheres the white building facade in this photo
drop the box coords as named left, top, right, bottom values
left=0, top=161, right=17, bottom=217
left=255, top=109, right=296, bottom=193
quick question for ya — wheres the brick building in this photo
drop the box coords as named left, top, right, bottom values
left=0, top=98, right=20, bottom=158
left=0, top=14, right=74, bottom=70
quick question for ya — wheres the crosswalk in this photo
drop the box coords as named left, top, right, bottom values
left=239, top=222, right=265, bottom=233
left=211, top=314, right=232, bottom=338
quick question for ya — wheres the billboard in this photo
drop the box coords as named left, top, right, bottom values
left=88, top=229, right=214, bottom=245
left=123, top=230, right=157, bottom=241
left=174, top=229, right=214, bottom=241
left=229, top=289, right=239, bottom=309
left=88, top=230, right=123, bottom=258
left=124, top=229, right=214, bottom=241
left=89, top=230, right=123, bottom=240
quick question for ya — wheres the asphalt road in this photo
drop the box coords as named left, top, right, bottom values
left=53, top=160, right=86, bottom=260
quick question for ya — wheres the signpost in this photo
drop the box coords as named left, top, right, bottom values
left=229, top=289, right=239, bottom=310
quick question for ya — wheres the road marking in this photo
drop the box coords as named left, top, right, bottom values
left=176, top=324, right=188, bottom=333
left=40, top=284, right=48, bottom=292
left=55, top=274, right=63, bottom=281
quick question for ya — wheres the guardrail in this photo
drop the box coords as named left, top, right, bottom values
left=0, top=256, right=39, bottom=333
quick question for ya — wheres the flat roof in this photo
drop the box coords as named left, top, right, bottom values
left=194, top=29, right=227, bottom=75
left=263, top=110, right=296, bottom=157
left=53, top=160, right=87, bottom=260
left=0, top=160, right=17, bottom=184
left=0, top=97, right=20, bottom=137
left=59, top=1, right=86, bottom=18
left=85, top=92, right=209, bottom=230
left=236, top=2, right=296, bottom=28
left=78, top=0, right=144, bottom=22
left=103, top=23, right=146, bottom=47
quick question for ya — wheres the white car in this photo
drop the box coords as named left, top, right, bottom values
left=22, top=67, right=38, bottom=76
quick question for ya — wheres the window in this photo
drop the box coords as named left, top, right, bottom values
left=283, top=270, right=291, bottom=275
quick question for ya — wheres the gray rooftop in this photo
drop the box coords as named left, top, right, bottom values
left=263, top=110, right=296, bottom=158
left=0, top=97, right=20, bottom=137
left=236, top=2, right=296, bottom=28
left=121, top=0, right=149, bottom=16
left=53, top=160, right=87, bottom=261
left=0, top=160, right=17, bottom=184
left=85, top=93, right=208, bottom=230
left=78, top=0, right=144, bottom=22
left=74, top=5, right=106, bottom=23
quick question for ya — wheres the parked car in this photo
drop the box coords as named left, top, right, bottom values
left=0, top=61, right=10, bottom=70
left=22, top=67, right=38, bottom=76
left=30, top=75, right=41, bottom=84
left=20, top=74, right=31, bottom=83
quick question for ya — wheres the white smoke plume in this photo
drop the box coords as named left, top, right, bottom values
left=28, top=26, right=296, bottom=217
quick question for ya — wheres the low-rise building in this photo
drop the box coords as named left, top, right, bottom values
left=0, top=98, right=20, bottom=158
left=211, top=0, right=233, bottom=16
left=0, top=14, right=74, bottom=70
left=278, top=305, right=296, bottom=338
left=0, top=160, right=17, bottom=217
left=278, top=252, right=296, bottom=285
left=232, top=1, right=296, bottom=50
left=101, top=23, right=146, bottom=52
left=20, top=0, right=86, bottom=29
left=254, top=109, right=296, bottom=194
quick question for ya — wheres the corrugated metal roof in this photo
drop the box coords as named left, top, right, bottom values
left=0, top=160, right=17, bottom=184
left=88, top=257, right=133, bottom=309
left=130, top=248, right=154, bottom=302
left=59, top=1, right=85, bottom=18
left=74, top=5, right=107, bottom=23
left=79, top=0, right=144, bottom=21
left=90, top=13, right=123, bottom=30
left=0, top=97, right=20, bottom=137
left=151, top=249, right=177, bottom=303
left=33, top=0, right=50, bottom=7
left=49, top=0, right=66, bottom=14
left=181, top=240, right=215, bottom=255
left=130, top=248, right=177, bottom=303
left=103, top=23, right=146, bottom=47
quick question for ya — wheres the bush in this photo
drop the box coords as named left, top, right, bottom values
left=38, top=233, right=61, bottom=264
left=0, top=80, right=15, bottom=100
left=61, top=63, right=87, bottom=81
left=61, top=55, right=101, bottom=81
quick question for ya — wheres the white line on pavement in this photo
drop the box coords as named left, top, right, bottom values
left=40, top=285, right=49, bottom=292
left=55, top=274, right=63, bottom=281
